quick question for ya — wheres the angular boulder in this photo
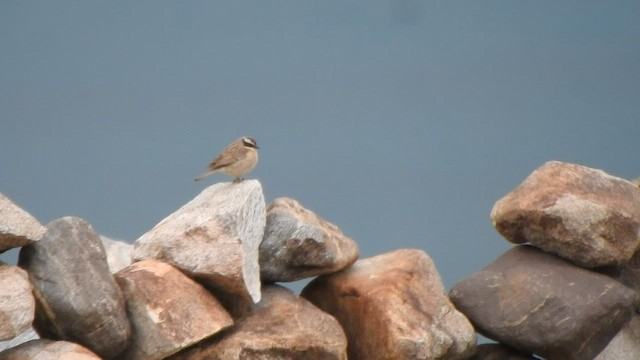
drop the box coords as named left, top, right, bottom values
left=302, top=249, right=476, bottom=360
left=170, top=285, right=347, bottom=360
left=0, top=263, right=34, bottom=341
left=115, top=259, right=233, bottom=360
left=449, top=246, right=638, bottom=360
left=0, top=339, right=100, bottom=360
left=101, top=235, right=132, bottom=273
left=133, top=180, right=265, bottom=304
left=0, top=193, right=45, bottom=252
left=18, top=217, right=130, bottom=359
left=491, top=161, right=640, bottom=267
left=260, top=197, right=359, bottom=282
left=470, top=344, right=536, bottom=360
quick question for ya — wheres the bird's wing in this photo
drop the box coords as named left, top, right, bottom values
left=208, top=141, right=246, bottom=170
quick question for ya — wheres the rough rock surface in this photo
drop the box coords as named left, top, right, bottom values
left=595, top=315, right=640, bottom=360
left=260, top=197, right=359, bottom=282
left=0, top=339, right=100, bottom=360
left=18, top=217, right=131, bottom=359
left=491, top=161, right=640, bottom=268
left=133, top=180, right=265, bottom=304
left=0, top=193, right=45, bottom=252
left=115, top=259, right=233, bottom=360
left=470, top=344, right=537, bottom=360
left=449, top=246, right=638, bottom=360
left=302, top=249, right=476, bottom=360
left=100, top=235, right=132, bottom=273
left=170, top=285, right=347, bottom=360
left=0, top=263, right=34, bottom=342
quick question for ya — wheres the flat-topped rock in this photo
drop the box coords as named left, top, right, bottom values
left=260, top=197, right=359, bottom=282
left=133, top=180, right=265, bottom=304
left=450, top=246, right=638, bottom=360
left=100, top=235, right=132, bottom=273
left=0, top=193, right=45, bottom=252
left=491, top=161, right=640, bottom=267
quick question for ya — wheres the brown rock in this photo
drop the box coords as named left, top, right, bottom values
left=0, top=339, right=100, bottom=360
left=595, top=315, right=640, bottom=360
left=133, top=180, right=265, bottom=304
left=18, top=217, right=130, bottom=359
left=0, top=193, right=45, bottom=252
left=100, top=235, right=132, bottom=273
left=260, top=197, right=359, bottom=282
left=0, top=263, right=34, bottom=341
left=449, top=246, right=638, bottom=360
left=170, top=285, right=347, bottom=360
left=491, top=161, right=640, bottom=267
left=114, top=260, right=233, bottom=360
left=302, top=249, right=476, bottom=360
left=470, top=344, right=536, bottom=360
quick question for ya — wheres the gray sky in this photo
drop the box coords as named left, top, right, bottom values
left=2, top=1, right=640, bottom=291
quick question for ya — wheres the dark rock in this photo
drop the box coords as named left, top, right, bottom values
left=133, top=180, right=265, bottom=304
left=0, top=193, right=45, bottom=252
left=18, top=217, right=130, bottom=359
left=115, top=259, right=233, bottom=360
left=0, top=263, right=34, bottom=341
left=302, top=249, right=476, bottom=360
left=491, top=161, right=640, bottom=268
left=449, top=246, right=638, bottom=360
left=260, top=197, right=359, bottom=282
left=0, top=339, right=100, bottom=360
left=470, top=344, right=537, bottom=360
left=170, top=285, right=347, bottom=360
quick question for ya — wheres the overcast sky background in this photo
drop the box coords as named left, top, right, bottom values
left=2, top=1, right=640, bottom=292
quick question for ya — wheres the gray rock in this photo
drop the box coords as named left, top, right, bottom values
left=0, top=328, right=38, bottom=353
left=0, top=263, right=34, bottom=341
left=302, top=249, right=476, bottom=360
left=115, top=259, right=233, bottom=360
left=449, top=246, right=638, bottom=360
left=491, top=161, right=640, bottom=268
left=170, top=285, right=348, bottom=360
left=260, top=197, right=359, bottom=282
left=100, top=235, right=132, bottom=273
left=0, top=339, right=100, bottom=360
left=0, top=193, right=45, bottom=252
left=470, top=344, right=537, bottom=360
left=595, top=315, right=640, bottom=360
left=133, top=180, right=265, bottom=304
left=18, top=217, right=131, bottom=359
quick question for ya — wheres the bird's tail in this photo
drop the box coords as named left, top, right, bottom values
left=194, top=170, right=216, bottom=182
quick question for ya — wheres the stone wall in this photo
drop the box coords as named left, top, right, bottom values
left=1, top=161, right=639, bottom=359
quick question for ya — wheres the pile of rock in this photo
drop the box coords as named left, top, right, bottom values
left=453, top=161, right=640, bottom=360
left=2, top=161, right=638, bottom=360
left=0, top=180, right=475, bottom=359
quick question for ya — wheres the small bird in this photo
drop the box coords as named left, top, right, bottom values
left=195, top=136, right=259, bottom=183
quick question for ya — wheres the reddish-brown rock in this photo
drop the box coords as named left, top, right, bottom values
left=115, top=260, right=233, bottom=360
left=171, top=285, right=347, bottom=360
left=260, top=197, right=359, bottom=282
left=133, top=180, right=265, bottom=304
left=0, top=263, right=34, bottom=342
left=0, top=339, right=100, bottom=360
left=449, top=246, right=638, bottom=360
left=0, top=193, right=45, bottom=252
left=302, top=249, right=476, bottom=360
left=18, top=217, right=131, bottom=359
left=491, top=161, right=640, bottom=268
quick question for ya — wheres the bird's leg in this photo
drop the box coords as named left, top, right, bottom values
left=233, top=177, right=242, bottom=183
